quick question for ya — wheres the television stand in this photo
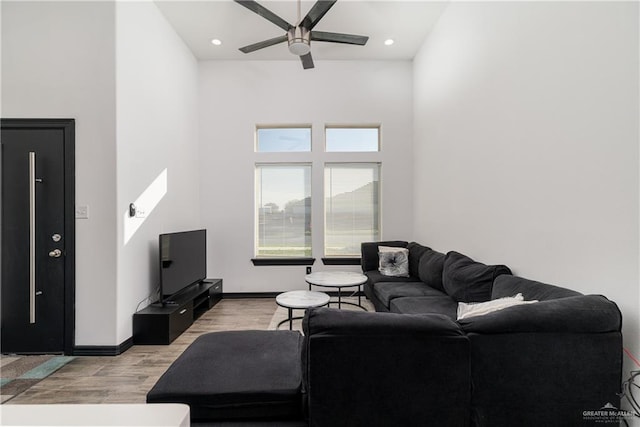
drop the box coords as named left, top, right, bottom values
left=133, top=279, right=222, bottom=345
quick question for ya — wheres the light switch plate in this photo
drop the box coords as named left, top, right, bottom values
left=75, top=205, right=89, bottom=219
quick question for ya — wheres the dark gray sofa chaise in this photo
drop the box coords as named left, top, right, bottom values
left=147, top=240, right=623, bottom=426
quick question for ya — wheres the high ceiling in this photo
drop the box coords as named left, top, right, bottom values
left=154, top=1, right=449, bottom=61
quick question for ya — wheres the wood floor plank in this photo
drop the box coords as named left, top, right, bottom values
left=3, top=298, right=277, bottom=404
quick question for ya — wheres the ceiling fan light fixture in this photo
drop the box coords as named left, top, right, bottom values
left=287, top=27, right=311, bottom=56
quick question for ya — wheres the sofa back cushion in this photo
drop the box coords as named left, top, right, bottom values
left=492, top=274, right=581, bottom=301
left=406, top=242, right=431, bottom=277
left=361, top=241, right=408, bottom=272
left=458, top=294, right=622, bottom=334
left=443, top=251, right=511, bottom=303
left=418, top=249, right=446, bottom=292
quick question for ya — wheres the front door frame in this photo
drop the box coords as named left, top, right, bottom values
left=1, top=118, right=75, bottom=354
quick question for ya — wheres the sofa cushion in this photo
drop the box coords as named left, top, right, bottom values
left=418, top=249, right=446, bottom=292
left=365, top=270, right=414, bottom=287
left=373, top=281, right=447, bottom=308
left=361, top=241, right=407, bottom=272
left=491, top=274, right=581, bottom=301
left=407, top=242, right=431, bottom=278
left=389, top=296, right=458, bottom=319
left=147, top=330, right=304, bottom=421
left=443, top=251, right=511, bottom=303
left=378, top=246, right=410, bottom=277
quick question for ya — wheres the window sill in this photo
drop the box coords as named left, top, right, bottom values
left=251, top=258, right=315, bottom=266
left=321, top=257, right=361, bottom=266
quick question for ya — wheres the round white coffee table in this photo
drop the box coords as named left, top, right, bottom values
left=275, top=290, right=330, bottom=330
left=305, top=271, right=368, bottom=311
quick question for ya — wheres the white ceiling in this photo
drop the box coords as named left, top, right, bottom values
left=154, top=1, right=449, bottom=61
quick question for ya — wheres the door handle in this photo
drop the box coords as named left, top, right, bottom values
left=48, top=249, right=62, bottom=258
left=29, top=152, right=36, bottom=324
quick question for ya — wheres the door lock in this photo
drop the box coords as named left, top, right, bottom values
left=52, top=234, right=62, bottom=242
left=48, top=249, right=62, bottom=258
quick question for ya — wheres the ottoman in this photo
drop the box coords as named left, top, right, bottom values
left=147, top=330, right=305, bottom=423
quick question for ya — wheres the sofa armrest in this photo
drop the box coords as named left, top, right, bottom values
left=360, top=240, right=407, bottom=272
left=304, top=306, right=463, bottom=337
left=458, top=294, right=622, bottom=334
left=302, top=308, right=469, bottom=427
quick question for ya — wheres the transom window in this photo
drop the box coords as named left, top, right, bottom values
left=325, top=126, right=379, bottom=152
left=256, top=126, right=311, bottom=152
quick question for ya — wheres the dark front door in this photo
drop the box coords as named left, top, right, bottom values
left=1, top=119, right=75, bottom=354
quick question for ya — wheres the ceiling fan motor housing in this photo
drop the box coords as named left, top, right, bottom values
left=287, top=26, right=311, bottom=56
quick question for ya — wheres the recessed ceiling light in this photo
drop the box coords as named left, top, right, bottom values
left=384, top=39, right=394, bottom=46
left=211, top=39, right=222, bottom=46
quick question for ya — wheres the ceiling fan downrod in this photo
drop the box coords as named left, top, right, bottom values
left=288, top=0, right=310, bottom=56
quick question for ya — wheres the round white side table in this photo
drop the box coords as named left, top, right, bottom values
left=305, top=271, right=368, bottom=311
left=275, top=290, right=330, bottom=330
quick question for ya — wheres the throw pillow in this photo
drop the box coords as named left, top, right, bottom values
left=456, top=293, right=538, bottom=320
left=361, top=241, right=407, bottom=272
left=378, top=246, right=410, bottom=277
left=443, top=251, right=512, bottom=303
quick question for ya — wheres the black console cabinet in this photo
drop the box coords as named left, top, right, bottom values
left=133, top=279, right=222, bottom=345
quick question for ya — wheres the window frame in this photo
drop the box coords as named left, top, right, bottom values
left=252, top=123, right=383, bottom=266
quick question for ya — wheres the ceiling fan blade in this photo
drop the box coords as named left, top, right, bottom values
left=300, top=0, right=337, bottom=31
left=300, top=53, right=315, bottom=69
left=235, top=0, right=293, bottom=31
left=239, top=35, right=288, bottom=53
left=311, top=31, right=368, bottom=46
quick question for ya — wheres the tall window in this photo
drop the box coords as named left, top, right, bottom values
left=255, top=164, right=311, bottom=257
left=325, top=163, right=380, bottom=257
left=254, top=124, right=381, bottom=262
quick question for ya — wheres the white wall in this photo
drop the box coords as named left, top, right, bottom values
left=413, top=1, right=639, bottom=364
left=2, top=1, right=119, bottom=345
left=115, top=2, right=200, bottom=343
left=2, top=1, right=200, bottom=346
left=199, top=60, right=414, bottom=292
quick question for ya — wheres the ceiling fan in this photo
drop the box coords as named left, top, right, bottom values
left=235, top=0, right=369, bottom=69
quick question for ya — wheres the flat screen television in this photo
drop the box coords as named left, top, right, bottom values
left=159, top=229, right=207, bottom=304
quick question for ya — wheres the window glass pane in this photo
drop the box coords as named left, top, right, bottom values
left=256, top=165, right=311, bottom=257
left=325, top=127, right=379, bottom=152
left=257, top=127, right=311, bottom=152
left=325, top=164, right=380, bottom=257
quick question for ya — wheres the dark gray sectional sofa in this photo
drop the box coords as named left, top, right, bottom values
left=147, top=240, right=623, bottom=426
left=361, top=240, right=623, bottom=426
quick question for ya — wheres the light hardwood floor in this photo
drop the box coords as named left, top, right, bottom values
left=4, top=298, right=277, bottom=405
